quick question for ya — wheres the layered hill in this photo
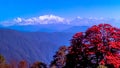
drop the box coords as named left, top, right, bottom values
left=0, top=29, right=73, bottom=64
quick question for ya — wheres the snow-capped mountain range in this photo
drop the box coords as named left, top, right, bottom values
left=0, top=14, right=120, bottom=27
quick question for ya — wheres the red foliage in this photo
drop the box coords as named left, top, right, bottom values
left=64, top=24, right=120, bottom=68
left=18, top=60, right=28, bottom=68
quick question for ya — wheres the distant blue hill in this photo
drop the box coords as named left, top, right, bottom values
left=63, top=26, right=88, bottom=33
left=0, top=29, right=73, bottom=64
left=0, top=24, right=89, bottom=33
left=0, top=25, right=88, bottom=64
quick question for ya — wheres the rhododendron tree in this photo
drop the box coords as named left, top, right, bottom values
left=64, top=24, right=120, bottom=68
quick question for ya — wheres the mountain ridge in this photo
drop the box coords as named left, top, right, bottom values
left=0, top=28, right=74, bottom=64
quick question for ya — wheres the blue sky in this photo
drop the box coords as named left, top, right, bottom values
left=1, top=0, right=120, bottom=21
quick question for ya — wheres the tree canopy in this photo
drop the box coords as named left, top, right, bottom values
left=64, top=24, right=120, bottom=68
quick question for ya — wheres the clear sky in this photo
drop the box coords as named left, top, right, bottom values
left=0, top=0, right=120, bottom=21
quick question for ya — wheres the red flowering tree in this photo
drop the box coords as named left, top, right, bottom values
left=64, top=24, right=120, bottom=68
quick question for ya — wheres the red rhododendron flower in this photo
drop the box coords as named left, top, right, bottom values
left=64, top=24, right=120, bottom=68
